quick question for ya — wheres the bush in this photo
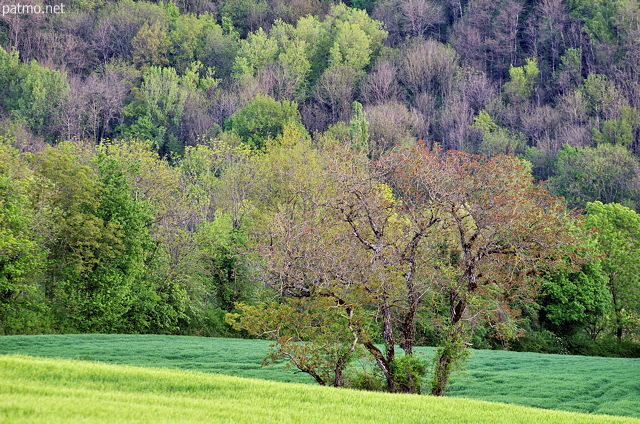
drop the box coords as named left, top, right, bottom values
left=510, top=329, right=569, bottom=355
left=180, top=306, right=243, bottom=338
left=346, top=371, right=384, bottom=392
left=565, top=334, right=640, bottom=358
left=390, top=354, right=429, bottom=394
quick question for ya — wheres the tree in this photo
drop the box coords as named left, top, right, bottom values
left=227, top=137, right=439, bottom=393
left=471, top=110, right=526, bottom=155
left=225, top=94, right=306, bottom=149
left=228, top=297, right=362, bottom=387
left=381, top=144, right=580, bottom=395
left=120, top=62, right=217, bottom=156
left=584, top=201, right=640, bottom=341
left=198, top=212, right=254, bottom=312
left=29, top=144, right=154, bottom=332
left=541, top=259, right=610, bottom=339
left=230, top=138, right=578, bottom=395
left=550, top=143, right=640, bottom=210
left=503, top=59, right=540, bottom=103
left=0, top=140, right=47, bottom=334
left=0, top=48, right=70, bottom=142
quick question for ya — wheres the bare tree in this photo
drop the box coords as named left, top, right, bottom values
left=360, top=59, right=401, bottom=106
left=314, top=65, right=358, bottom=127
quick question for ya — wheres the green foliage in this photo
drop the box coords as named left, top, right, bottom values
left=0, top=48, right=69, bottom=141
left=326, top=4, right=387, bottom=72
left=431, top=332, right=472, bottom=396
left=504, top=58, right=539, bottom=101
left=167, top=13, right=219, bottom=73
left=197, top=213, right=254, bottom=312
left=347, top=371, right=385, bottom=391
left=567, top=0, right=622, bottom=45
left=390, top=354, right=429, bottom=394
left=509, top=329, right=569, bottom=354
left=225, top=94, right=306, bottom=149
left=0, top=48, right=21, bottom=113
left=121, top=63, right=216, bottom=156
left=220, top=0, right=268, bottom=37
left=232, top=27, right=279, bottom=82
left=581, top=73, right=621, bottom=119
left=584, top=201, right=640, bottom=341
left=541, top=260, right=611, bottom=335
left=26, top=145, right=161, bottom=333
left=550, top=144, right=640, bottom=210
left=555, top=48, right=583, bottom=90
left=131, top=21, right=169, bottom=69
left=593, top=109, right=636, bottom=146
left=472, top=110, right=525, bottom=155
left=0, top=142, right=45, bottom=334
left=348, top=101, right=369, bottom=151
left=227, top=298, right=363, bottom=387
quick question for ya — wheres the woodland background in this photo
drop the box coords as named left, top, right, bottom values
left=1, top=0, right=640, bottom=393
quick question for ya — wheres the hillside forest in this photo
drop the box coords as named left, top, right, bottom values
left=1, top=0, right=640, bottom=395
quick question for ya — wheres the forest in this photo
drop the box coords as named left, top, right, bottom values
left=1, top=0, right=640, bottom=395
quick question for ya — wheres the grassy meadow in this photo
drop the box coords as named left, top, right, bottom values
left=1, top=334, right=639, bottom=420
left=2, top=354, right=640, bottom=424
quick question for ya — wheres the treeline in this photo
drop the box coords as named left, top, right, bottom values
left=1, top=133, right=639, bottom=394
left=1, top=0, right=640, bottom=209
left=0, top=136, right=271, bottom=335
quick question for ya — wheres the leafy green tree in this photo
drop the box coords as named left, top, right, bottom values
left=131, top=21, right=169, bottom=69
left=592, top=107, right=638, bottom=147
left=550, top=144, right=640, bottom=210
left=584, top=201, right=640, bottom=341
left=121, top=63, right=217, bottom=156
left=232, top=27, right=279, bottom=83
left=228, top=297, right=363, bottom=387
left=504, top=58, right=540, bottom=102
left=30, top=145, right=153, bottom=332
left=348, top=101, right=369, bottom=152
left=0, top=48, right=21, bottom=114
left=0, top=140, right=47, bottom=334
left=225, top=94, right=306, bottom=149
left=541, top=259, right=611, bottom=338
left=0, top=48, right=69, bottom=142
left=581, top=73, right=622, bottom=121
left=198, top=212, right=254, bottom=312
left=554, top=48, right=583, bottom=92
left=326, top=4, right=387, bottom=73
left=472, top=110, right=526, bottom=155
left=220, top=0, right=269, bottom=37
left=167, top=13, right=218, bottom=73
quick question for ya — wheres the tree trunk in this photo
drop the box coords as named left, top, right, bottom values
left=610, top=283, right=623, bottom=342
left=431, top=290, right=468, bottom=396
left=431, top=343, right=454, bottom=396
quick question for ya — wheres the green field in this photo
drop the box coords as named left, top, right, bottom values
left=2, top=354, right=639, bottom=424
left=1, top=334, right=639, bottom=420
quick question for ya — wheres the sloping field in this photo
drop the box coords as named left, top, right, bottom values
left=1, top=334, right=639, bottom=419
left=2, top=355, right=639, bottom=424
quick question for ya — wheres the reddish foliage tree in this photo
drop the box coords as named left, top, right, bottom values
left=381, top=144, right=581, bottom=395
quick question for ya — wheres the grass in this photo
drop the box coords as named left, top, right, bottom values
left=0, top=334, right=313, bottom=383
left=1, top=334, right=639, bottom=419
left=2, top=354, right=639, bottom=424
left=448, top=349, right=640, bottom=418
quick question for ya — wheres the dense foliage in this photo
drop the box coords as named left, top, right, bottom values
left=2, top=0, right=640, bottom=396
